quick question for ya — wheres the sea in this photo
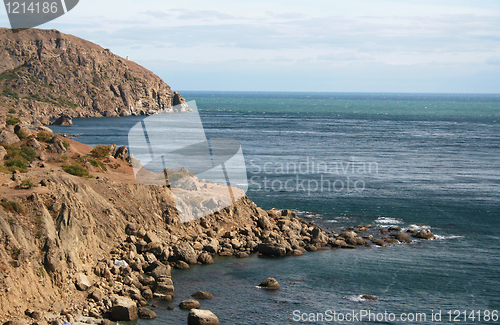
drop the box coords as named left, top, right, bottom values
left=51, top=92, right=500, bottom=324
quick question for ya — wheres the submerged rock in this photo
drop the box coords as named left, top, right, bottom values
left=179, top=299, right=201, bottom=310
left=191, top=291, right=214, bottom=299
left=138, top=307, right=157, bottom=319
left=259, top=278, right=281, bottom=290
left=187, top=309, right=220, bottom=325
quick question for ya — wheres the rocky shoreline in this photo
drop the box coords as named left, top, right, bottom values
left=0, top=125, right=436, bottom=324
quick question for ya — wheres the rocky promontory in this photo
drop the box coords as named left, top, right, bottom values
left=0, top=28, right=188, bottom=126
left=0, top=125, right=436, bottom=323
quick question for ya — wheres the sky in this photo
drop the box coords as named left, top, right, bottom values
left=1, top=0, right=500, bottom=93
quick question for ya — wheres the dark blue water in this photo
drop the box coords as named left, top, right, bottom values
left=51, top=92, right=500, bottom=324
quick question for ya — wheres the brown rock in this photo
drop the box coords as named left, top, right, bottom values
left=392, top=232, right=413, bottom=243
left=257, top=243, right=287, bottom=257
left=0, top=130, right=20, bottom=145
left=52, top=114, right=73, bottom=126
left=191, top=291, right=214, bottom=299
left=413, top=229, right=435, bottom=240
left=173, top=242, right=198, bottom=264
left=179, top=299, right=201, bottom=310
left=188, top=309, right=220, bottom=325
left=198, top=251, right=214, bottom=264
left=138, top=307, right=157, bottom=319
left=259, top=277, right=281, bottom=290
left=111, top=296, right=138, bottom=321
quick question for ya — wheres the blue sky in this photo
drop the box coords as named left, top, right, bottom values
left=2, top=0, right=500, bottom=93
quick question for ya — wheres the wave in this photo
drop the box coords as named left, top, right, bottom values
left=344, top=295, right=378, bottom=302
left=434, top=235, right=464, bottom=240
left=375, top=217, right=403, bottom=225
left=407, top=224, right=431, bottom=230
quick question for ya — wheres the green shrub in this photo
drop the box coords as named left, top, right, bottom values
left=62, top=141, right=70, bottom=148
left=0, top=70, right=19, bottom=82
left=8, top=108, right=16, bottom=114
left=18, top=179, right=35, bottom=189
left=1, top=201, right=25, bottom=214
left=90, top=145, right=111, bottom=159
left=36, top=131, right=51, bottom=142
left=4, top=158, right=27, bottom=172
left=20, top=146, right=37, bottom=161
left=6, top=117, right=20, bottom=126
left=63, top=162, right=89, bottom=177
left=84, top=156, right=107, bottom=171
left=2, top=89, right=19, bottom=99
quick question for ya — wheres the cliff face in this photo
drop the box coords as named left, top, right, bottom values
left=0, top=28, right=187, bottom=125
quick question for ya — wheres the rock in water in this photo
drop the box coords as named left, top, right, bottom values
left=138, top=307, right=157, bottom=319
left=111, top=296, right=138, bottom=321
left=52, top=114, right=73, bottom=126
left=187, top=309, right=220, bottom=325
left=179, top=299, right=201, bottom=310
left=191, top=291, right=214, bottom=299
left=259, top=278, right=281, bottom=290
left=257, top=243, right=287, bottom=257
left=413, top=229, right=435, bottom=240
left=362, top=295, right=378, bottom=301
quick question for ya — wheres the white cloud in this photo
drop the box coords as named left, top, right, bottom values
left=1, top=0, right=499, bottom=92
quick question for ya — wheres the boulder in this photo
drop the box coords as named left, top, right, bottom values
left=47, top=136, right=66, bottom=154
left=114, top=146, right=129, bottom=161
left=138, top=307, right=157, bottom=319
left=0, top=146, right=7, bottom=160
left=173, top=91, right=187, bottom=106
left=392, top=232, right=412, bottom=243
left=37, top=126, right=53, bottom=133
left=26, top=138, right=42, bottom=150
left=413, top=229, right=435, bottom=239
left=74, top=273, right=91, bottom=291
left=14, top=124, right=31, bottom=139
left=111, top=296, right=138, bottom=321
left=257, top=215, right=273, bottom=230
left=191, top=291, right=214, bottom=299
left=88, top=288, right=103, bottom=302
left=144, top=231, right=160, bottom=244
left=0, top=130, right=20, bottom=145
left=153, top=282, right=175, bottom=296
left=198, top=251, right=214, bottom=264
left=173, top=242, right=198, bottom=264
left=203, top=239, right=220, bottom=254
left=150, top=263, right=171, bottom=280
left=259, top=277, right=281, bottom=290
left=257, top=243, right=287, bottom=257
left=179, top=299, right=201, bottom=310
left=52, top=114, right=73, bottom=126
left=188, top=309, right=220, bottom=325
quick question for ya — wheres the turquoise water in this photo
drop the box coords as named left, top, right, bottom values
left=51, top=92, right=500, bottom=324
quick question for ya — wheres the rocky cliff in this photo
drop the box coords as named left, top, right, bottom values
left=0, top=28, right=188, bottom=126
left=0, top=126, right=435, bottom=322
